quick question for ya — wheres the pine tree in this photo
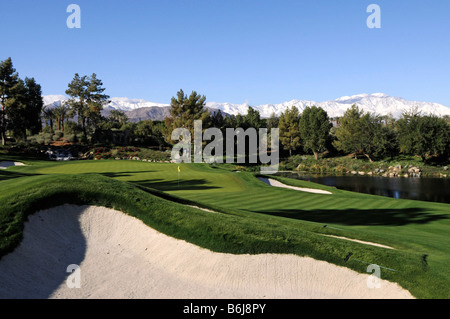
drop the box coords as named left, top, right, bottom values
left=210, top=109, right=225, bottom=130
left=0, top=57, right=19, bottom=145
left=65, top=73, right=110, bottom=140
left=267, top=112, right=279, bottom=130
left=168, top=89, right=210, bottom=141
left=23, top=77, right=44, bottom=135
left=5, top=78, right=28, bottom=140
left=244, top=107, right=262, bottom=130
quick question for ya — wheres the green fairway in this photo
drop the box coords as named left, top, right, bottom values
left=1, top=158, right=449, bottom=298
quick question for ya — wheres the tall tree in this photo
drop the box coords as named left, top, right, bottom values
left=65, top=73, right=110, bottom=140
left=0, top=61, right=43, bottom=141
left=333, top=104, right=365, bottom=159
left=396, top=111, right=450, bottom=162
left=167, top=89, right=210, bottom=141
left=42, top=106, right=55, bottom=130
left=108, top=109, right=128, bottom=129
left=52, top=103, right=70, bottom=131
left=23, top=77, right=44, bottom=135
left=278, top=106, right=301, bottom=156
left=299, top=106, right=332, bottom=160
left=358, top=112, right=398, bottom=162
left=0, top=57, right=19, bottom=145
left=334, top=105, right=399, bottom=161
left=244, top=107, right=262, bottom=130
left=5, top=78, right=29, bottom=140
left=267, top=112, right=279, bottom=130
left=152, top=121, right=167, bottom=150
left=210, top=109, right=225, bottom=130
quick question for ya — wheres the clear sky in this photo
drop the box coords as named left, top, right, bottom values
left=1, top=0, right=449, bottom=106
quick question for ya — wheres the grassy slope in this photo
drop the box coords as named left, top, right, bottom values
left=1, top=159, right=449, bottom=298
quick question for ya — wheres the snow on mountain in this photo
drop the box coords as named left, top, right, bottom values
left=42, top=96, right=169, bottom=111
left=208, top=93, right=450, bottom=118
left=42, top=93, right=450, bottom=119
left=206, top=99, right=320, bottom=119
left=42, top=95, right=68, bottom=108
left=106, top=97, right=169, bottom=111
left=318, top=93, right=450, bottom=118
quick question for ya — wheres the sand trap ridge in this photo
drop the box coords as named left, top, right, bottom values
left=0, top=205, right=412, bottom=299
left=0, top=161, right=26, bottom=169
left=258, top=177, right=332, bottom=194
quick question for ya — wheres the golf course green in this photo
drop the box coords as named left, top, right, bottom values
left=1, top=158, right=449, bottom=298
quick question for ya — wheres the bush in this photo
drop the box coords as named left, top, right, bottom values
left=42, top=126, right=53, bottom=134
left=65, top=134, right=78, bottom=143
left=64, top=121, right=82, bottom=135
left=27, top=135, right=38, bottom=144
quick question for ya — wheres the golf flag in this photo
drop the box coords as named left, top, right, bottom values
left=178, top=165, right=180, bottom=173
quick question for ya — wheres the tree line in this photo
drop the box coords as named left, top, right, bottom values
left=161, top=89, right=449, bottom=163
left=1, top=57, right=449, bottom=163
left=275, top=103, right=449, bottom=163
left=0, top=58, right=43, bottom=145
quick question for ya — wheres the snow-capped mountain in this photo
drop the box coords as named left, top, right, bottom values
left=207, top=93, right=450, bottom=118
left=43, top=95, right=68, bottom=108
left=42, top=93, right=450, bottom=119
left=43, top=95, right=169, bottom=111
left=106, top=97, right=169, bottom=111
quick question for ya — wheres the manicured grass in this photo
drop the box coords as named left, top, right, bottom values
left=1, top=158, right=449, bottom=298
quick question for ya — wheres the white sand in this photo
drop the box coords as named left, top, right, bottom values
left=0, top=205, right=413, bottom=299
left=258, top=177, right=332, bottom=194
left=322, top=234, right=394, bottom=250
left=187, top=205, right=219, bottom=214
left=0, top=161, right=26, bottom=169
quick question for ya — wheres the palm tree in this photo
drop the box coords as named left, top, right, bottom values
left=53, top=103, right=70, bottom=131
left=42, top=106, right=55, bottom=130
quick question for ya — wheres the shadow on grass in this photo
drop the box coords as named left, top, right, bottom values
left=131, top=179, right=220, bottom=192
left=252, top=207, right=448, bottom=226
left=100, top=170, right=154, bottom=178
left=0, top=170, right=41, bottom=182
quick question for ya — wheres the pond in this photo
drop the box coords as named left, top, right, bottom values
left=275, top=172, right=450, bottom=204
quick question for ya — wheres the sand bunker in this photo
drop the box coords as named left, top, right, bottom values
left=258, top=177, right=332, bottom=194
left=0, top=205, right=413, bottom=299
left=0, top=161, right=26, bottom=169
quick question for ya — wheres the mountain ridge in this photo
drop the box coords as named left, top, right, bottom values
left=43, top=93, right=450, bottom=121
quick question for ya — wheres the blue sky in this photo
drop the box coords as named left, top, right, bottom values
left=1, top=0, right=449, bottom=106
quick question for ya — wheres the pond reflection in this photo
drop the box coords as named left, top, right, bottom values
left=275, top=172, right=450, bottom=204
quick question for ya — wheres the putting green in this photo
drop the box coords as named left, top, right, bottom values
left=27, top=161, right=247, bottom=195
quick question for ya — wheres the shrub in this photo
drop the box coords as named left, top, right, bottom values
left=42, top=126, right=53, bottom=134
